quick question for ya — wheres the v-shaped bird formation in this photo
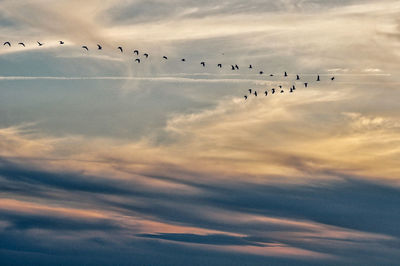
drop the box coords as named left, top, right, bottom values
left=2, top=40, right=336, bottom=100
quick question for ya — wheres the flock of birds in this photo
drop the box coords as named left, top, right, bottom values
left=3, top=40, right=335, bottom=100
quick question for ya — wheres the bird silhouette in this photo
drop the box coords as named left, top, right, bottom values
left=296, top=75, right=300, bottom=80
left=272, top=88, right=276, bottom=94
left=304, top=82, right=308, bottom=88
left=18, top=42, right=25, bottom=47
left=317, top=75, right=320, bottom=81
left=280, top=90, right=284, bottom=93
left=118, top=46, right=123, bottom=52
left=292, top=85, right=296, bottom=90
left=290, top=88, right=293, bottom=93
left=331, top=76, right=335, bottom=81
left=248, top=89, right=252, bottom=94
left=3, top=41, right=11, bottom=46
left=59, top=41, right=64, bottom=45
left=82, top=46, right=89, bottom=51
left=217, top=64, right=222, bottom=68
left=37, top=41, right=44, bottom=46
left=97, top=44, right=102, bottom=50
left=244, top=95, right=248, bottom=100
left=163, top=56, right=168, bottom=60
left=259, top=71, right=264, bottom=75
left=254, top=91, right=257, bottom=97
left=135, top=58, right=140, bottom=63
left=270, top=74, right=274, bottom=77
left=279, top=85, right=282, bottom=89
left=284, top=71, right=288, bottom=77
left=235, top=64, right=239, bottom=70
left=200, top=62, right=205, bottom=67
left=249, top=65, right=253, bottom=69
left=134, top=50, right=139, bottom=55
left=144, top=53, right=149, bottom=58
left=265, top=90, right=268, bottom=96
left=231, top=65, right=235, bottom=70
left=181, top=58, right=186, bottom=62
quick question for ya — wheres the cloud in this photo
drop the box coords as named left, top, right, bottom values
left=1, top=151, right=400, bottom=264
left=1, top=0, right=400, bottom=265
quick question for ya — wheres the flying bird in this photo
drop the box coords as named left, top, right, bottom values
left=3, top=41, right=11, bottom=46
left=59, top=41, right=64, bottom=44
left=304, top=82, right=308, bottom=88
left=118, top=46, right=123, bottom=52
left=200, top=62, right=205, bottom=67
left=18, top=42, right=25, bottom=47
left=135, top=58, right=140, bottom=63
left=163, top=56, right=168, bottom=60
left=82, top=46, right=89, bottom=51
left=134, top=50, right=139, bottom=55
left=217, top=64, right=222, bottom=68
left=317, top=75, right=320, bottom=81
left=97, top=44, right=102, bottom=50
left=37, top=41, right=44, bottom=46
left=144, top=53, right=149, bottom=58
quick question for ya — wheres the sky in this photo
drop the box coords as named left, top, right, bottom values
left=0, top=0, right=400, bottom=265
